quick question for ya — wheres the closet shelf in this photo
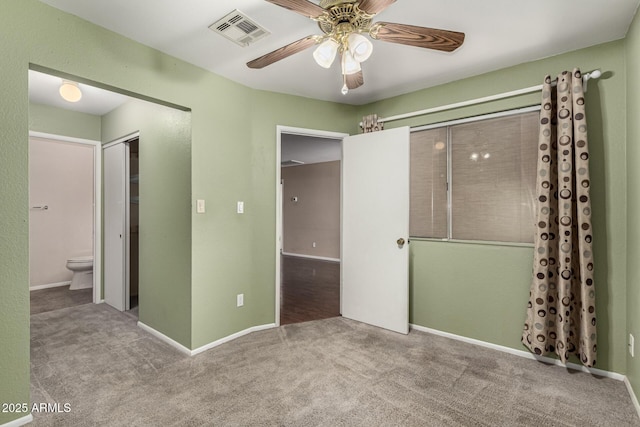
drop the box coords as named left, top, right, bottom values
left=130, top=175, right=139, bottom=184
left=130, top=196, right=140, bottom=204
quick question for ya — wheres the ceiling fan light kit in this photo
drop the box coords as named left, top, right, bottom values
left=313, top=39, right=339, bottom=68
left=248, top=0, right=465, bottom=94
left=347, top=33, right=373, bottom=62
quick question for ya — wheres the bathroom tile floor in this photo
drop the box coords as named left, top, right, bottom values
left=30, top=285, right=92, bottom=315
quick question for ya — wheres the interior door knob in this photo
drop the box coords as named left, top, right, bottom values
left=397, top=238, right=405, bottom=247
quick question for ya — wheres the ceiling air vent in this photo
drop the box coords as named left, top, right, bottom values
left=209, top=10, right=270, bottom=47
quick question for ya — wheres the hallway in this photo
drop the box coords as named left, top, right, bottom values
left=280, top=255, right=340, bottom=325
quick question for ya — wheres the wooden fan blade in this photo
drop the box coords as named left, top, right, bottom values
left=357, top=0, right=397, bottom=15
left=247, top=36, right=317, bottom=69
left=346, top=71, right=364, bottom=90
left=266, top=0, right=326, bottom=19
left=371, top=22, right=465, bottom=52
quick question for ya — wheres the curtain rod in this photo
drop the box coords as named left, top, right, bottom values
left=370, top=69, right=602, bottom=125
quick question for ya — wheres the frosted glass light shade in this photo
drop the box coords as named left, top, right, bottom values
left=347, top=33, right=373, bottom=62
left=341, top=50, right=361, bottom=75
left=313, top=39, right=339, bottom=68
left=59, top=81, right=82, bottom=102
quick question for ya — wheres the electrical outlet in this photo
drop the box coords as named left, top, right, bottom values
left=237, top=294, right=244, bottom=307
left=312, top=242, right=316, bottom=248
left=630, top=334, right=635, bottom=357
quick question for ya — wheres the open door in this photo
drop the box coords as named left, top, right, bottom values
left=103, top=142, right=130, bottom=311
left=341, top=127, right=410, bottom=334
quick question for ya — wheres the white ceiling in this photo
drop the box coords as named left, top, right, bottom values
left=29, top=70, right=129, bottom=116
left=37, top=0, right=640, bottom=106
left=282, top=134, right=341, bottom=165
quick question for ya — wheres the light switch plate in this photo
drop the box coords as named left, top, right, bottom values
left=196, top=199, right=205, bottom=214
left=237, top=294, right=244, bottom=307
left=237, top=201, right=244, bottom=214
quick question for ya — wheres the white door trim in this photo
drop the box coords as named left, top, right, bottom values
left=103, top=131, right=139, bottom=148
left=275, top=126, right=349, bottom=326
left=29, top=131, right=102, bottom=304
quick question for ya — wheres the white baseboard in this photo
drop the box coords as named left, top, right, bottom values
left=409, top=324, right=625, bottom=381
left=137, top=322, right=192, bottom=356
left=191, top=323, right=277, bottom=356
left=281, top=252, right=340, bottom=262
left=137, top=321, right=278, bottom=357
left=624, top=377, right=640, bottom=419
left=0, top=414, right=33, bottom=427
left=29, top=281, right=70, bottom=291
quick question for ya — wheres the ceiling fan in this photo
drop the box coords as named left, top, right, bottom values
left=247, top=0, right=465, bottom=95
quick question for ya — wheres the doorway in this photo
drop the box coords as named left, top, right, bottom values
left=276, top=126, right=348, bottom=326
left=276, top=125, right=412, bottom=334
left=129, top=138, right=140, bottom=315
left=103, top=133, right=140, bottom=316
left=28, top=132, right=102, bottom=314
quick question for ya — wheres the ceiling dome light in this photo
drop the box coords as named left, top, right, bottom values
left=347, top=33, right=373, bottom=63
left=341, top=50, right=361, bottom=75
left=59, top=80, right=82, bottom=103
left=313, top=39, right=339, bottom=68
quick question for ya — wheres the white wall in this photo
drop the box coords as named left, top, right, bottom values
left=29, top=136, right=94, bottom=287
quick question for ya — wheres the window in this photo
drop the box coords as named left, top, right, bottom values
left=410, top=108, right=539, bottom=244
left=410, top=127, right=448, bottom=238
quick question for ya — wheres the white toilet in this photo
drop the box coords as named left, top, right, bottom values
left=66, top=256, right=94, bottom=290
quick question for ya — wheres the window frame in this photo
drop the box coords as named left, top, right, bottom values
left=409, top=105, right=541, bottom=248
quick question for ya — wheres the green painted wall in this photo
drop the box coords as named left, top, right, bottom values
left=0, top=5, right=358, bottom=417
left=409, top=242, right=533, bottom=343
left=363, top=41, right=628, bottom=374
left=190, top=87, right=358, bottom=348
left=626, top=8, right=640, bottom=402
left=247, top=90, right=359, bottom=332
left=102, top=100, right=192, bottom=348
left=0, top=0, right=636, bottom=423
left=1, top=2, right=36, bottom=422
left=0, top=1, right=347, bottom=421
left=29, top=102, right=101, bottom=141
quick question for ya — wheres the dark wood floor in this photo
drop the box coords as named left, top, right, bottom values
left=280, top=255, right=340, bottom=325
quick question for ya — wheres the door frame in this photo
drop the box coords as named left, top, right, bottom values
left=103, top=131, right=138, bottom=311
left=29, top=131, right=102, bottom=304
left=275, top=126, right=349, bottom=326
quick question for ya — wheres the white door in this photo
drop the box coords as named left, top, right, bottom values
left=341, top=127, right=410, bottom=334
left=103, top=143, right=130, bottom=311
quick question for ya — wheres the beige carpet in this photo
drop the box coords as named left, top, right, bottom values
left=30, top=303, right=639, bottom=426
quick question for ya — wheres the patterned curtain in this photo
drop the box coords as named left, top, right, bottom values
left=361, top=114, right=384, bottom=133
left=522, top=69, right=596, bottom=367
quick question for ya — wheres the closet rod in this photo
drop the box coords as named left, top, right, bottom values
left=370, top=69, right=602, bottom=125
